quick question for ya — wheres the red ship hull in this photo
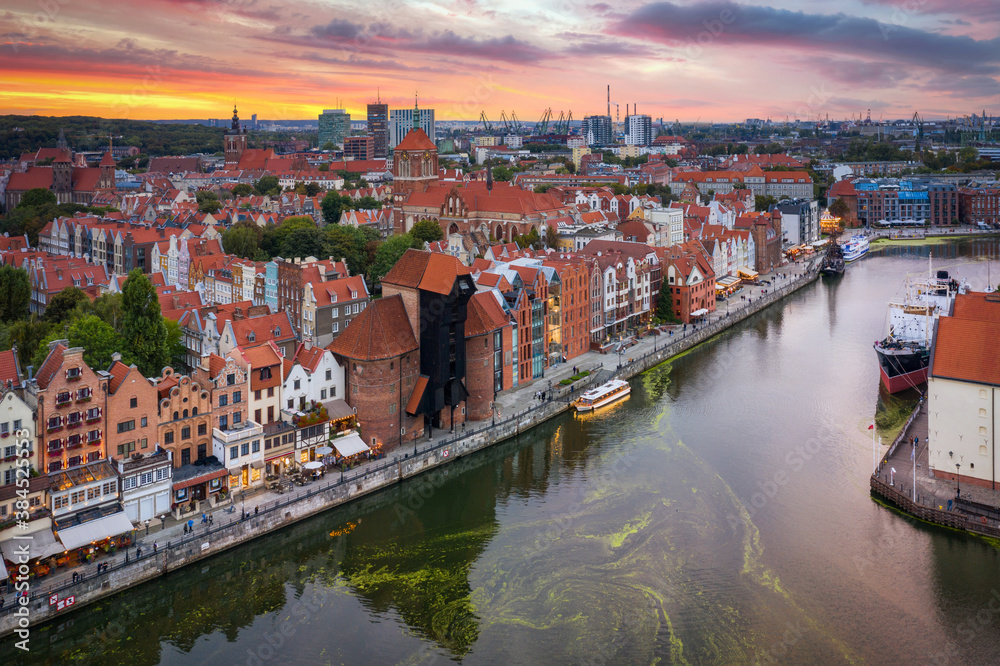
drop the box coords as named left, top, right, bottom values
left=880, top=364, right=928, bottom=394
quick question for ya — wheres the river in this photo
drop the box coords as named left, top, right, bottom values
left=5, top=239, right=1000, bottom=665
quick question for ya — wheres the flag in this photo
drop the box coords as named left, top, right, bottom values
left=868, top=424, right=875, bottom=430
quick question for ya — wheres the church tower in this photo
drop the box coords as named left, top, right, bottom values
left=391, top=97, right=439, bottom=234
left=98, top=151, right=116, bottom=190
left=224, top=104, right=248, bottom=168
left=52, top=153, right=73, bottom=202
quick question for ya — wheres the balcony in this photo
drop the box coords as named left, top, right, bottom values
left=213, top=420, right=262, bottom=444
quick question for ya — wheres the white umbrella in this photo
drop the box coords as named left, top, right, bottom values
left=315, top=446, right=333, bottom=455
left=302, top=461, right=324, bottom=470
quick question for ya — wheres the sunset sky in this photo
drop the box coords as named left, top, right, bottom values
left=2, top=0, right=998, bottom=122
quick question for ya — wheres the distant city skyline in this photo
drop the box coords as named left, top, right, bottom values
left=1, top=0, right=998, bottom=122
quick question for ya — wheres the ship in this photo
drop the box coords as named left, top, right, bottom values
left=819, top=238, right=845, bottom=276
left=874, top=267, right=969, bottom=394
left=841, top=234, right=870, bottom=262
left=574, top=379, right=631, bottom=412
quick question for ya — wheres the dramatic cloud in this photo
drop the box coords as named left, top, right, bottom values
left=619, top=2, right=1000, bottom=74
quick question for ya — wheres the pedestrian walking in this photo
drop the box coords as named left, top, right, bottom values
left=153, top=542, right=157, bottom=554
left=209, top=513, right=214, bottom=525
left=254, top=505, right=259, bottom=516
left=201, top=512, right=207, bottom=525
left=0, top=596, right=5, bottom=610
left=137, top=547, right=142, bottom=559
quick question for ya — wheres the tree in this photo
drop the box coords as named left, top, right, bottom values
left=262, top=216, right=316, bottom=258
left=355, top=196, right=381, bottom=210
left=321, top=192, right=351, bottom=225
left=828, top=198, right=850, bottom=224
left=958, top=146, right=979, bottom=164
left=92, top=293, right=125, bottom=332
left=322, top=141, right=336, bottom=151
left=280, top=226, right=327, bottom=259
left=222, top=224, right=261, bottom=259
left=303, top=182, right=322, bottom=197
left=0, top=265, right=30, bottom=322
left=8, top=318, right=50, bottom=370
left=164, top=318, right=188, bottom=372
left=754, top=195, right=778, bottom=212
left=410, top=219, right=444, bottom=244
left=253, top=175, right=280, bottom=196
left=656, top=280, right=680, bottom=324
left=371, top=234, right=421, bottom=284
left=67, top=314, right=122, bottom=370
left=231, top=183, right=254, bottom=197
left=121, top=269, right=168, bottom=377
left=546, top=223, right=559, bottom=249
left=44, top=286, right=90, bottom=324
left=199, top=198, right=222, bottom=214
left=16, top=188, right=56, bottom=209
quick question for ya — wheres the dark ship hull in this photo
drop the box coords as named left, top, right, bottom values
left=874, top=342, right=929, bottom=393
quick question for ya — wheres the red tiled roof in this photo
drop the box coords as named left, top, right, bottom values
left=952, top=292, right=1000, bottom=323
left=932, top=316, right=1000, bottom=386
left=107, top=361, right=131, bottom=393
left=465, top=291, right=509, bottom=337
left=382, top=249, right=470, bottom=295
left=35, top=344, right=67, bottom=390
left=405, top=375, right=429, bottom=415
left=395, top=128, right=436, bottom=152
left=293, top=344, right=324, bottom=374
left=326, top=294, right=416, bottom=361
left=0, top=349, right=22, bottom=388
left=228, top=312, right=295, bottom=346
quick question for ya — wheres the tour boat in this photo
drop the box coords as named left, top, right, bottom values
left=840, top=234, right=870, bottom=262
left=574, top=379, right=631, bottom=412
left=874, top=267, right=969, bottom=394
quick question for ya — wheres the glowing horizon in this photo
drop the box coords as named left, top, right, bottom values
left=1, top=0, right=998, bottom=123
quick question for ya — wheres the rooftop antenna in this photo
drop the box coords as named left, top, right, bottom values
left=607, top=84, right=610, bottom=118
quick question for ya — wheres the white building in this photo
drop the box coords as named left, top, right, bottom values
left=281, top=342, right=345, bottom=412
left=928, top=293, right=1000, bottom=490
left=390, top=108, right=436, bottom=148
left=0, top=390, right=34, bottom=486
left=647, top=207, right=684, bottom=246
left=116, top=448, right=172, bottom=523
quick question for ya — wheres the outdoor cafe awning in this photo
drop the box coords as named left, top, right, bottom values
left=737, top=267, right=758, bottom=280
left=690, top=308, right=709, bottom=317
left=55, top=512, right=134, bottom=551
left=0, top=528, right=65, bottom=564
left=333, top=433, right=371, bottom=458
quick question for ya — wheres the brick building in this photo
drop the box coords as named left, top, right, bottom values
left=960, top=186, right=1000, bottom=226
left=463, top=291, right=511, bottom=421
left=26, top=344, right=107, bottom=473
left=382, top=250, right=476, bottom=432
left=327, top=295, right=424, bottom=451
left=105, top=358, right=159, bottom=461
left=344, top=135, right=374, bottom=161
left=156, top=367, right=215, bottom=482
left=659, top=244, right=717, bottom=324
left=544, top=258, right=591, bottom=361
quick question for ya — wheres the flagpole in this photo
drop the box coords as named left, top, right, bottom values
left=912, top=439, right=917, bottom=502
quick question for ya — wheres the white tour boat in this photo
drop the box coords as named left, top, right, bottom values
left=574, top=379, right=631, bottom=412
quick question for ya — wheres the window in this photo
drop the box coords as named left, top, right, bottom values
left=123, top=476, right=138, bottom=491
left=130, top=397, right=137, bottom=408
left=103, top=481, right=116, bottom=496
left=268, top=387, right=274, bottom=398
left=87, top=487, right=99, bottom=501
left=320, top=389, right=327, bottom=400
left=48, top=461, right=63, bottom=473
left=219, top=415, right=228, bottom=430
left=332, top=322, right=338, bottom=333
left=173, top=411, right=179, bottom=420
left=117, top=420, right=135, bottom=433
left=183, top=409, right=188, bottom=418
left=219, top=394, right=228, bottom=407
left=230, top=445, right=238, bottom=460
left=233, top=391, right=241, bottom=404
left=165, top=431, right=174, bottom=444
left=117, top=442, right=136, bottom=457
left=181, top=426, right=191, bottom=440
left=267, top=406, right=274, bottom=423
left=12, top=419, right=21, bottom=431
left=140, top=471, right=153, bottom=485
left=255, top=390, right=262, bottom=400
left=198, top=423, right=207, bottom=436
left=227, top=373, right=236, bottom=386
left=54, top=495, right=68, bottom=509
left=156, top=467, right=169, bottom=481
left=71, top=490, right=85, bottom=504
left=255, top=409, right=262, bottom=423
left=141, top=416, right=147, bottom=428
left=287, top=398, right=294, bottom=409
left=241, top=442, right=249, bottom=456
left=325, top=369, right=332, bottom=381
left=252, top=440, right=260, bottom=453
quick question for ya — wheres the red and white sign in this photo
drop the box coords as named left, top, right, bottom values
left=56, top=595, right=75, bottom=611
left=49, top=594, right=58, bottom=606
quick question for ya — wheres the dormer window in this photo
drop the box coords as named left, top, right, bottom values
left=66, top=367, right=81, bottom=380
left=274, top=326, right=281, bottom=336
left=247, top=331, right=256, bottom=342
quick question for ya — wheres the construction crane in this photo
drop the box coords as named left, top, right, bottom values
left=552, top=110, right=573, bottom=135
left=479, top=111, right=493, bottom=133
left=499, top=110, right=513, bottom=133
left=912, top=111, right=924, bottom=151
left=509, top=111, right=523, bottom=134
left=533, top=108, right=553, bottom=136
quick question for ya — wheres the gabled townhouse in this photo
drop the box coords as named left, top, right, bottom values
left=0, top=389, right=35, bottom=487
left=300, top=275, right=369, bottom=348
left=219, top=310, right=298, bottom=358
left=281, top=341, right=345, bottom=412
left=104, top=357, right=159, bottom=461
left=24, top=343, right=107, bottom=473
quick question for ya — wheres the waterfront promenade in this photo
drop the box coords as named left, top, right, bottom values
left=872, top=402, right=1000, bottom=536
left=0, top=258, right=820, bottom=636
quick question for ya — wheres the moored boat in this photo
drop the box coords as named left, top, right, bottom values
left=573, top=379, right=631, bottom=412
left=874, top=267, right=969, bottom=394
left=841, top=234, right=870, bottom=262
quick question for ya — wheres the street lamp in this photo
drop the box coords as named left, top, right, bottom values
left=955, top=463, right=961, bottom=498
